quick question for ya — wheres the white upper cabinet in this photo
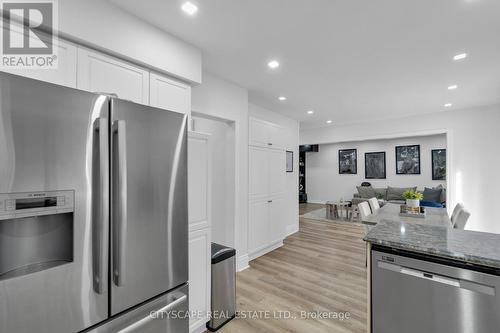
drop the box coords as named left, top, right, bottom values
left=77, top=47, right=149, bottom=104
left=249, top=117, right=285, bottom=149
left=0, top=38, right=77, bottom=88
left=149, top=73, right=191, bottom=116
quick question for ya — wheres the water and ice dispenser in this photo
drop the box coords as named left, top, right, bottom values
left=0, top=190, right=74, bottom=280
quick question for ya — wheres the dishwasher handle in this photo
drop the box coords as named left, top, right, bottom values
left=378, top=261, right=458, bottom=286
left=377, top=260, right=496, bottom=296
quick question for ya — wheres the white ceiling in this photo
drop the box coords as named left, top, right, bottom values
left=109, top=0, right=500, bottom=129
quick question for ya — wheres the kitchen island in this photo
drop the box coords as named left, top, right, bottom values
left=364, top=220, right=500, bottom=333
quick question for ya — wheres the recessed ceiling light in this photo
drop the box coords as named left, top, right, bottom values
left=444, top=103, right=452, bottom=107
left=453, top=53, right=467, bottom=61
left=448, top=85, right=458, bottom=90
left=278, top=96, right=286, bottom=101
left=307, top=110, right=314, bottom=114
left=267, top=60, right=280, bottom=69
left=326, top=120, right=332, bottom=124
left=181, top=2, right=198, bottom=15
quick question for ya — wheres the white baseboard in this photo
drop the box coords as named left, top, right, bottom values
left=236, top=254, right=249, bottom=272
left=190, top=322, right=207, bottom=333
left=248, top=240, right=283, bottom=261
left=286, top=224, right=299, bottom=236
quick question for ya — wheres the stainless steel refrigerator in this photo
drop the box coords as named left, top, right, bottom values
left=0, top=72, right=189, bottom=332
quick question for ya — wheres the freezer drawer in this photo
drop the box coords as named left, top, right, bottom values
left=372, top=248, right=500, bottom=333
left=84, top=284, right=189, bottom=333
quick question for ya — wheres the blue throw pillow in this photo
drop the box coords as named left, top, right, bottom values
left=420, top=200, right=443, bottom=208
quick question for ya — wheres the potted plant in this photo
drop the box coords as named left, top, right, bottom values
left=403, top=189, right=423, bottom=208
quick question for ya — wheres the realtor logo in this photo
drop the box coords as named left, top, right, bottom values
left=1, top=0, right=58, bottom=68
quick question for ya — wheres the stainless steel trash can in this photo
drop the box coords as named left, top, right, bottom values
left=207, top=243, right=236, bottom=331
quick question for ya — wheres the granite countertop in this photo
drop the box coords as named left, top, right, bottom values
left=364, top=220, right=500, bottom=269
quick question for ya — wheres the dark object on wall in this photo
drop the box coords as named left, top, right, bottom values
left=299, top=150, right=307, bottom=203
left=300, top=144, right=319, bottom=152
left=365, top=152, right=386, bottom=179
left=298, top=145, right=319, bottom=203
left=361, top=182, right=372, bottom=187
left=395, top=145, right=420, bottom=175
left=286, top=151, right=293, bottom=172
left=432, top=149, right=446, bottom=180
left=339, top=149, right=357, bottom=174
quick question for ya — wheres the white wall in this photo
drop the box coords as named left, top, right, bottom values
left=192, top=72, right=249, bottom=270
left=301, top=104, right=500, bottom=234
left=192, top=116, right=236, bottom=248
left=306, top=134, right=446, bottom=203
left=249, top=104, right=300, bottom=236
left=58, top=0, right=201, bottom=83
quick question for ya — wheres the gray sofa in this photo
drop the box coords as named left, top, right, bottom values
left=352, top=185, right=446, bottom=207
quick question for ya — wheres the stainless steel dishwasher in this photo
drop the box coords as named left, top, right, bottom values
left=372, top=246, right=500, bottom=333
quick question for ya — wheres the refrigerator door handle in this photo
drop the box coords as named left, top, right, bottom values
left=93, top=117, right=109, bottom=294
left=113, top=120, right=128, bottom=287
left=116, top=294, right=188, bottom=333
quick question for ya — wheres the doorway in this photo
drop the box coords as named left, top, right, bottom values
left=192, top=114, right=236, bottom=248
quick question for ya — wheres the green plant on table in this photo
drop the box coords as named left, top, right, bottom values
left=402, top=189, right=423, bottom=200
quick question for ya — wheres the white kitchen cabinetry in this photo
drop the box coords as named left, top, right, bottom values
left=249, top=146, right=285, bottom=200
left=188, top=132, right=211, bottom=333
left=149, top=73, right=191, bottom=117
left=188, top=228, right=211, bottom=333
left=248, top=117, right=287, bottom=259
left=248, top=196, right=286, bottom=258
left=77, top=47, right=149, bottom=104
left=0, top=38, right=77, bottom=87
left=249, top=117, right=286, bottom=149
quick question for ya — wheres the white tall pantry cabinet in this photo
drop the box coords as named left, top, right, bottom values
left=248, top=117, right=287, bottom=259
left=188, top=132, right=212, bottom=333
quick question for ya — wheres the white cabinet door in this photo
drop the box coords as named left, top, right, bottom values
left=249, top=146, right=270, bottom=199
left=249, top=117, right=286, bottom=149
left=77, top=48, right=149, bottom=104
left=249, top=117, right=271, bottom=147
left=268, top=196, right=286, bottom=244
left=268, top=149, right=286, bottom=197
left=248, top=199, right=269, bottom=253
left=188, top=228, right=211, bottom=333
left=269, top=124, right=286, bottom=149
left=1, top=38, right=77, bottom=87
left=188, top=132, right=211, bottom=231
left=150, top=73, right=191, bottom=116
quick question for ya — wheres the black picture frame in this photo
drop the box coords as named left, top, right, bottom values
left=365, top=152, right=386, bottom=179
left=338, top=149, right=357, bottom=174
left=395, top=145, right=421, bottom=175
left=286, top=150, right=293, bottom=172
left=431, top=149, right=446, bottom=180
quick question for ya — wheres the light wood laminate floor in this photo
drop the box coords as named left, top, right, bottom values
left=299, top=203, right=326, bottom=215
left=219, top=217, right=367, bottom=333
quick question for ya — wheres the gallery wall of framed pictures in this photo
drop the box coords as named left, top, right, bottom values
left=337, top=144, right=445, bottom=180
left=365, top=152, right=386, bottom=179
left=338, top=149, right=357, bottom=174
